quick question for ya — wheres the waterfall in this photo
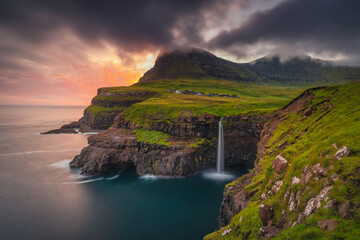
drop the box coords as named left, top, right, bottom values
left=216, top=118, right=224, bottom=173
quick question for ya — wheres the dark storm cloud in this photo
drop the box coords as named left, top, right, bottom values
left=208, top=0, right=360, bottom=64
left=0, top=0, right=224, bottom=51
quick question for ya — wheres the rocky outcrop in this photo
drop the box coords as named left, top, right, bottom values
left=41, top=121, right=80, bottom=134
left=272, top=155, right=288, bottom=174
left=338, top=201, right=354, bottom=219
left=317, top=219, right=338, bottom=231
left=70, top=128, right=216, bottom=176
left=218, top=172, right=256, bottom=227
left=334, top=146, right=351, bottom=160
left=77, top=90, right=158, bottom=131
left=41, top=128, right=77, bottom=134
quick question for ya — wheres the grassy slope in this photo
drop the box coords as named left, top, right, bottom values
left=111, top=79, right=303, bottom=127
left=205, top=81, right=360, bottom=239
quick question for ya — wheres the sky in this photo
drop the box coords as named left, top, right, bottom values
left=0, top=0, right=359, bottom=105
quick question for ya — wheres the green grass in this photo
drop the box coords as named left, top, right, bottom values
left=85, top=105, right=126, bottom=115
left=204, top=81, right=360, bottom=239
left=134, top=129, right=170, bottom=146
left=104, top=79, right=303, bottom=127
left=86, top=79, right=304, bottom=129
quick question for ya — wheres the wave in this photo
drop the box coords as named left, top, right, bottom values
left=49, top=159, right=71, bottom=169
left=62, top=177, right=104, bottom=184
left=79, top=132, right=99, bottom=135
left=105, top=174, right=120, bottom=180
left=0, top=149, right=82, bottom=156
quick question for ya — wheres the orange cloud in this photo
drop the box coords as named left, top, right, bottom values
left=0, top=32, right=158, bottom=106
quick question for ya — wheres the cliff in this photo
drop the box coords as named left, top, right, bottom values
left=78, top=89, right=158, bottom=131
left=205, top=81, right=360, bottom=239
left=70, top=114, right=266, bottom=176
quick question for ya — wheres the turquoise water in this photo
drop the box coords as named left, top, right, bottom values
left=0, top=106, right=246, bottom=240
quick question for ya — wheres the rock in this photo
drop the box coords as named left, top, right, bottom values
left=222, top=228, right=232, bottom=236
left=303, top=186, right=333, bottom=217
left=277, top=210, right=287, bottom=228
left=272, top=155, right=288, bottom=174
left=289, top=192, right=296, bottom=211
left=305, top=172, right=312, bottom=184
left=259, top=204, right=274, bottom=226
left=332, top=143, right=338, bottom=149
left=318, top=219, right=338, bottom=231
left=70, top=128, right=217, bottom=176
left=258, top=226, right=281, bottom=240
left=300, top=172, right=312, bottom=185
left=304, top=164, right=311, bottom=174
left=322, top=178, right=329, bottom=188
left=324, top=200, right=336, bottom=209
left=260, top=193, right=268, bottom=201
left=338, top=201, right=354, bottom=219
left=331, top=173, right=339, bottom=182
left=219, top=172, right=257, bottom=227
left=292, top=176, right=300, bottom=185
left=272, top=181, right=283, bottom=194
left=335, top=146, right=351, bottom=160
left=41, top=128, right=77, bottom=134
left=61, top=121, right=80, bottom=129
left=313, top=163, right=328, bottom=177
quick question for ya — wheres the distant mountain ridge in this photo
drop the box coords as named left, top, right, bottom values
left=139, top=48, right=360, bottom=86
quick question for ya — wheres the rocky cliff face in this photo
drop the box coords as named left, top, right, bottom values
left=70, top=113, right=266, bottom=176
left=70, top=128, right=216, bottom=176
left=205, top=82, right=360, bottom=239
left=77, top=90, right=157, bottom=131
left=217, top=90, right=315, bottom=229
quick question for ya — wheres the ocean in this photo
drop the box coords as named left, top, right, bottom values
left=0, top=105, right=245, bottom=240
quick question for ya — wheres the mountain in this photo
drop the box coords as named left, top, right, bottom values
left=139, top=47, right=251, bottom=83
left=139, top=48, right=360, bottom=86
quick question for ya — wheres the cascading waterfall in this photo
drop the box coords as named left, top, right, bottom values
left=216, top=118, right=224, bottom=173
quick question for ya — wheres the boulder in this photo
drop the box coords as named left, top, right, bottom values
left=318, top=219, right=338, bottom=231
left=289, top=192, right=296, bottom=211
left=272, top=155, right=288, bottom=174
left=334, top=146, right=351, bottom=160
left=258, top=226, right=281, bottom=240
left=272, top=181, right=283, bottom=194
left=324, top=200, right=336, bottom=209
left=313, top=163, right=327, bottom=177
left=331, top=173, right=339, bottom=182
left=338, top=201, right=354, bottom=219
left=292, top=176, right=300, bottom=185
left=259, top=204, right=274, bottom=226
left=222, top=228, right=232, bottom=236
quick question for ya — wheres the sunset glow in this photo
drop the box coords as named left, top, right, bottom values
left=0, top=31, right=157, bottom=106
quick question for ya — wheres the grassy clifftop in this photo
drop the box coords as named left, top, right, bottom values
left=114, top=79, right=302, bottom=128
left=205, top=81, right=360, bottom=239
